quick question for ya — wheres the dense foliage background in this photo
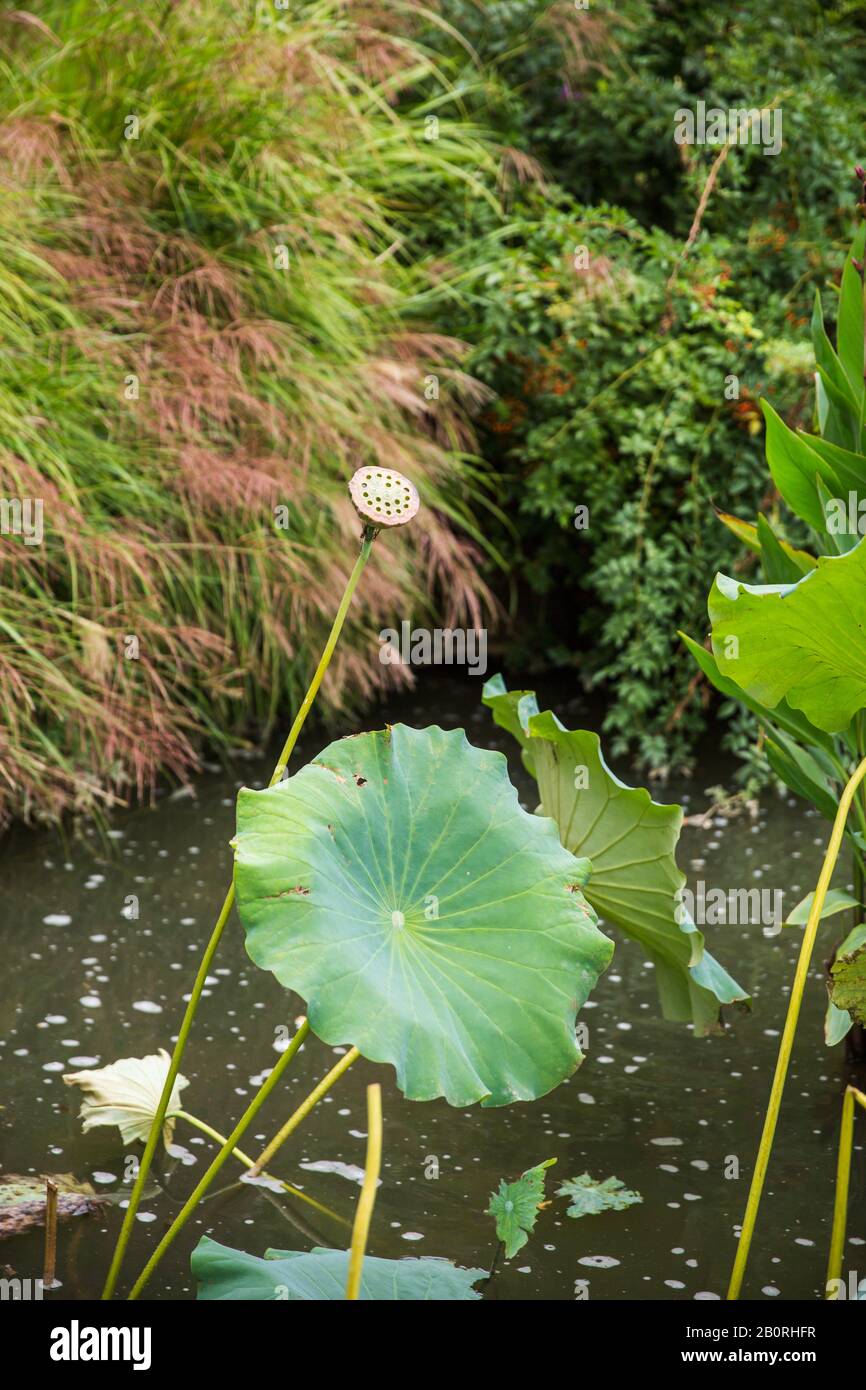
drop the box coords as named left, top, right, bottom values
left=2, top=0, right=865, bottom=823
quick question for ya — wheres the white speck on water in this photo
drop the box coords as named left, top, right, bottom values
left=45, top=1015, right=67, bottom=1025
left=132, top=1000, right=162, bottom=1014
left=79, top=996, right=101, bottom=1008
left=67, top=1056, right=99, bottom=1067
left=762, top=1286, right=780, bottom=1296
left=42, top=1062, right=64, bottom=1072
left=401, top=1231, right=425, bottom=1242
left=92, top=1172, right=116, bottom=1184
left=794, top=1237, right=814, bottom=1247
left=44, top=914, right=71, bottom=927
left=577, top=1093, right=595, bottom=1105
left=578, top=1256, right=619, bottom=1269
left=665, top=1280, right=685, bottom=1289
left=650, top=1137, right=683, bottom=1147
left=136, top=1212, right=157, bottom=1223
left=694, top=1291, right=720, bottom=1300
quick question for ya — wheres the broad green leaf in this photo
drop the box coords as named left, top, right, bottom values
left=0, top=1174, right=102, bottom=1240
left=487, top=1158, right=555, bottom=1258
left=829, top=929, right=866, bottom=1027
left=678, top=632, right=836, bottom=754
left=192, top=1237, right=485, bottom=1301
left=816, top=474, right=857, bottom=555
left=757, top=514, right=808, bottom=583
left=709, top=538, right=866, bottom=734
left=483, top=679, right=749, bottom=1034
left=837, top=226, right=866, bottom=400
left=63, top=1050, right=189, bottom=1148
left=760, top=399, right=841, bottom=531
left=785, top=889, right=861, bottom=927
left=825, top=999, right=854, bottom=1047
left=764, top=732, right=840, bottom=822
left=557, top=1173, right=642, bottom=1219
left=801, top=431, right=866, bottom=497
left=233, top=724, right=614, bottom=1107
left=816, top=364, right=861, bottom=451
left=824, top=923, right=866, bottom=1045
left=714, top=509, right=816, bottom=574
left=812, top=287, right=859, bottom=414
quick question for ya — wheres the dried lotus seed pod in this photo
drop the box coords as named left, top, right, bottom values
left=349, top=467, right=419, bottom=527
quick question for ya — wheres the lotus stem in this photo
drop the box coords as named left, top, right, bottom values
left=174, top=1109, right=346, bottom=1226
left=248, top=1047, right=361, bottom=1177
left=346, top=1083, right=383, bottom=1300
left=727, top=755, right=866, bottom=1300
left=127, top=1022, right=310, bottom=1300
left=102, top=532, right=375, bottom=1299
left=826, top=1085, right=866, bottom=1298
left=43, top=1180, right=58, bottom=1290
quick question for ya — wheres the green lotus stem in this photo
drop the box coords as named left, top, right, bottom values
left=102, top=531, right=376, bottom=1300
left=127, top=1022, right=310, bottom=1300
left=174, top=1109, right=345, bottom=1226
left=826, top=1085, right=866, bottom=1298
left=727, top=755, right=866, bottom=1301
left=346, top=1083, right=382, bottom=1300
left=248, top=1047, right=361, bottom=1177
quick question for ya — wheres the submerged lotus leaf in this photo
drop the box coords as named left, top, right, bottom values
left=709, top=539, right=866, bottom=734
left=233, top=723, right=614, bottom=1107
left=829, top=936, right=866, bottom=1027
left=192, top=1237, right=486, bottom=1300
left=482, top=677, right=749, bottom=1035
left=63, top=1049, right=189, bottom=1148
left=487, top=1157, right=556, bottom=1258
left=557, top=1173, right=643, bottom=1219
left=0, top=1174, right=102, bottom=1240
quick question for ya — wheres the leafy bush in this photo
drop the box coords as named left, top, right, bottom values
left=458, top=198, right=809, bottom=769
left=420, top=0, right=866, bottom=770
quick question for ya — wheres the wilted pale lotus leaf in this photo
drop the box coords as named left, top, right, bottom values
left=63, top=1049, right=189, bottom=1147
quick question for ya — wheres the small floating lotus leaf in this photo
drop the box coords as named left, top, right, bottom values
left=192, top=1237, right=485, bottom=1301
left=349, top=466, right=419, bottom=527
left=63, top=1049, right=189, bottom=1147
left=233, top=723, right=613, bottom=1107
left=557, top=1173, right=643, bottom=1219
left=487, top=1157, right=556, bottom=1258
left=0, top=1174, right=102, bottom=1240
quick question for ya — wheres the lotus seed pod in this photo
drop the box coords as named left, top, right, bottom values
left=349, top=467, right=420, bottom=527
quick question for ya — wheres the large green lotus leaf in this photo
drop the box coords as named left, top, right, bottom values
left=709, top=539, right=866, bottom=734
left=483, top=678, right=749, bottom=1034
left=233, top=724, right=614, bottom=1107
left=192, top=1237, right=485, bottom=1301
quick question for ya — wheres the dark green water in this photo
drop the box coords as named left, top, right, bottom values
left=1, top=677, right=864, bottom=1301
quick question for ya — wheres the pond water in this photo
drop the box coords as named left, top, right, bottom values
left=1, top=675, right=864, bottom=1301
